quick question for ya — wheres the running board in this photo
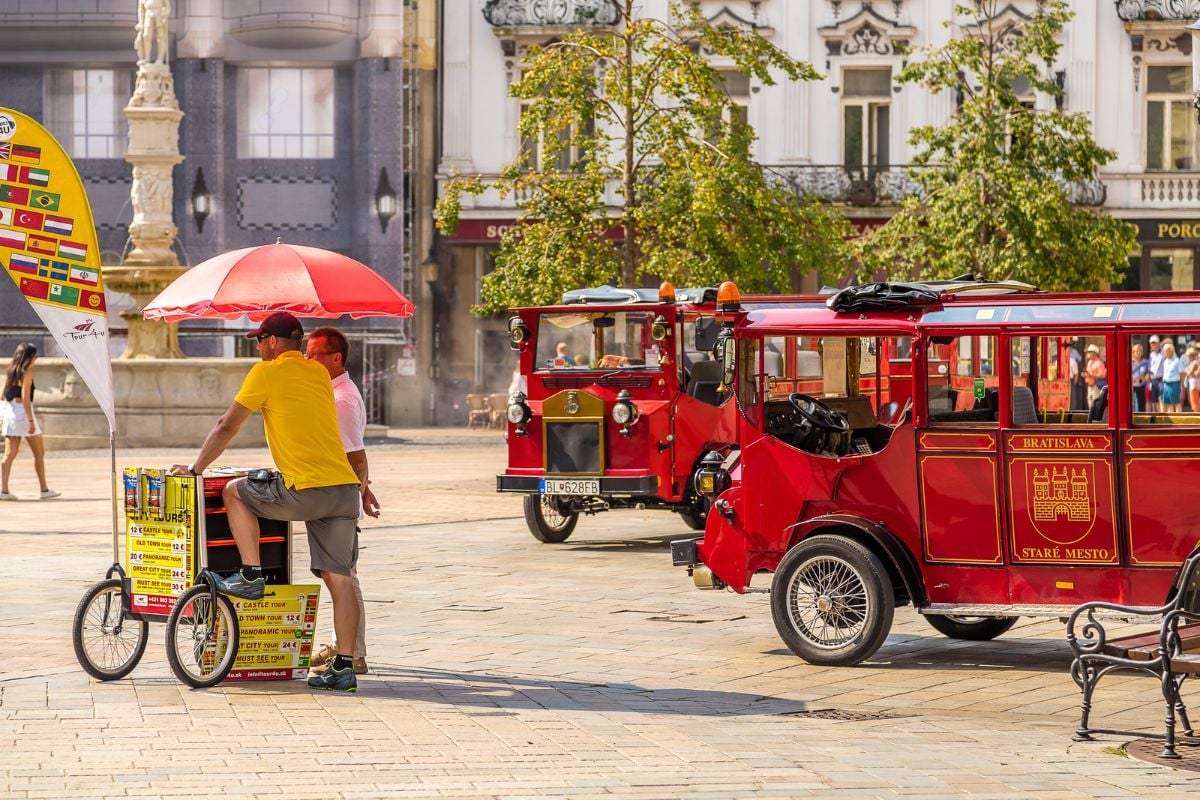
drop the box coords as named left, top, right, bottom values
left=920, top=603, right=1158, bottom=623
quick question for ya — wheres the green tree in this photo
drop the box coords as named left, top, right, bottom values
left=856, top=0, right=1136, bottom=291
left=437, top=0, right=854, bottom=313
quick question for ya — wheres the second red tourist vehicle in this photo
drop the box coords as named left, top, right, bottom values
left=673, top=280, right=1200, bottom=665
left=497, top=284, right=818, bottom=541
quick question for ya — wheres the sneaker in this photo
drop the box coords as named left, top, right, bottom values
left=307, top=664, right=357, bottom=693
left=0, top=491, right=16, bottom=501
left=212, top=570, right=265, bottom=600
left=39, top=489, right=60, bottom=499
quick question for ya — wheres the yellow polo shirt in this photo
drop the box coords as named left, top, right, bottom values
left=234, top=350, right=359, bottom=490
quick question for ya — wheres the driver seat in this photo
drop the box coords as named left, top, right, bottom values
left=687, top=359, right=724, bottom=405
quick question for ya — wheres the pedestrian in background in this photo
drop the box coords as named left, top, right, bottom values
left=1149, top=335, right=1165, bottom=412
left=1084, top=344, right=1107, bottom=407
left=1, top=343, right=59, bottom=501
left=305, top=326, right=381, bottom=677
left=1130, top=342, right=1149, bottom=413
left=1162, top=340, right=1183, bottom=413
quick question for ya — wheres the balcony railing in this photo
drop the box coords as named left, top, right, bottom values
left=765, top=165, right=923, bottom=206
left=483, top=0, right=620, bottom=27
left=1114, top=0, right=1200, bottom=21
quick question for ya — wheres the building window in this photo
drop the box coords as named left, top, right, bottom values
left=44, top=69, right=132, bottom=159
left=842, top=68, right=890, bottom=172
left=238, top=68, right=335, bottom=159
left=1146, top=65, right=1196, bottom=171
left=518, top=67, right=592, bottom=172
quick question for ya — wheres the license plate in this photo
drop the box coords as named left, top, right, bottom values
left=540, top=478, right=599, bottom=495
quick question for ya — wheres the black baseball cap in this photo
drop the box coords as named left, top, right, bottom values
left=246, top=311, right=303, bottom=340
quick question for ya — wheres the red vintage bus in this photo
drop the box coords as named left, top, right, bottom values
left=672, top=281, right=1200, bottom=665
left=497, top=284, right=822, bottom=541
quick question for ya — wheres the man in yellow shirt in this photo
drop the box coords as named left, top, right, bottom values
left=171, top=311, right=363, bottom=692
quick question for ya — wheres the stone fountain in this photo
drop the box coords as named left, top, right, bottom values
left=35, top=0, right=264, bottom=449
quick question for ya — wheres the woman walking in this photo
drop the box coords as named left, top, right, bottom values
left=1, top=343, right=59, bottom=500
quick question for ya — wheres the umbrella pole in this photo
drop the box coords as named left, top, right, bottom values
left=110, top=431, right=120, bottom=566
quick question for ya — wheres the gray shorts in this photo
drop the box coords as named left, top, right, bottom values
left=236, top=474, right=361, bottom=577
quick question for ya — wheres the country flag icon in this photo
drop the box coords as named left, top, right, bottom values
left=8, top=253, right=38, bottom=275
left=68, top=265, right=99, bottom=286
left=0, top=184, right=29, bottom=205
left=58, top=240, right=87, bottom=262
left=0, top=228, right=27, bottom=249
left=30, top=190, right=59, bottom=211
left=0, top=144, right=9, bottom=160
left=19, top=167, right=49, bottom=187
left=49, top=282, right=80, bottom=308
left=13, top=209, right=43, bottom=231
left=80, top=289, right=105, bottom=311
left=17, top=276, right=48, bottom=301
left=9, top=144, right=40, bottom=164
left=0, top=206, right=10, bottom=226
left=0, top=164, right=16, bottom=182
left=42, top=214, right=73, bottom=236
left=38, top=258, right=69, bottom=281
left=27, top=234, right=55, bottom=255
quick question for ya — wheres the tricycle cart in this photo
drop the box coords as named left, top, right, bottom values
left=72, top=466, right=317, bottom=686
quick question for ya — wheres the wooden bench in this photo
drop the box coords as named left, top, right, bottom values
left=1066, top=546, right=1200, bottom=759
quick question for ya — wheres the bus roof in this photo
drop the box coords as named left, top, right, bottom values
left=740, top=288, right=1200, bottom=335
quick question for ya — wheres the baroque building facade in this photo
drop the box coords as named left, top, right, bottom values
left=0, top=0, right=432, bottom=426
left=432, top=0, right=1200, bottom=417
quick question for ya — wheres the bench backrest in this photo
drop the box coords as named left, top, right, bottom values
left=1167, top=545, right=1200, bottom=613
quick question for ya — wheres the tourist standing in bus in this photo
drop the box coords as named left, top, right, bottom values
left=1131, top=343, right=1149, bottom=413
left=1186, top=346, right=1200, bottom=414
left=1084, top=344, right=1108, bottom=407
left=1162, top=340, right=1183, bottom=413
left=1149, top=335, right=1165, bottom=412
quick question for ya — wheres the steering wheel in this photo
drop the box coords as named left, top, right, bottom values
left=788, top=393, right=850, bottom=435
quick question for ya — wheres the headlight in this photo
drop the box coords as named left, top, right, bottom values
left=650, top=315, right=669, bottom=342
left=506, top=392, right=531, bottom=427
left=612, top=389, right=638, bottom=432
left=507, top=316, right=529, bottom=349
left=612, top=403, right=633, bottom=425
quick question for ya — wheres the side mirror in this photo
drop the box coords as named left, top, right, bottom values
left=694, top=317, right=717, bottom=351
left=718, top=330, right=736, bottom=389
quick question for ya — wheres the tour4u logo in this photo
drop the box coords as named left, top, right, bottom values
left=1023, top=460, right=1099, bottom=547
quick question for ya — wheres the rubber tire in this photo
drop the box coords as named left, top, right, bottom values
left=165, top=584, right=240, bottom=688
left=72, top=578, right=149, bottom=681
left=678, top=510, right=706, bottom=531
left=926, top=614, right=1018, bottom=641
left=524, top=495, right=579, bottom=543
left=770, top=536, right=895, bottom=667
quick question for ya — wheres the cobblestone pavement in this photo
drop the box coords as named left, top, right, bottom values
left=2, top=429, right=1200, bottom=799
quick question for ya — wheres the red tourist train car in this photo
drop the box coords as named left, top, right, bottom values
left=673, top=281, right=1200, bottom=665
left=497, top=284, right=821, bottom=541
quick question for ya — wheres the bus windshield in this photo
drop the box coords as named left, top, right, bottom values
left=535, top=311, right=664, bottom=371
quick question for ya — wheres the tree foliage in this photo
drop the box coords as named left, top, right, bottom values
left=437, top=0, right=854, bottom=313
left=855, top=0, right=1136, bottom=291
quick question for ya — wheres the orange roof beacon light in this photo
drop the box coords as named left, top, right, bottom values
left=659, top=281, right=676, bottom=303
left=716, top=281, right=741, bottom=311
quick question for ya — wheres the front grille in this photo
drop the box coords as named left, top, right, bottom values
left=543, top=374, right=653, bottom=389
left=546, top=422, right=601, bottom=473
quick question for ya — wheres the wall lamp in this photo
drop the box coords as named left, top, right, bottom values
left=190, top=168, right=211, bottom=233
left=375, top=167, right=398, bottom=233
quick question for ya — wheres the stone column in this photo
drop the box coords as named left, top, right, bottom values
left=103, top=1, right=187, bottom=359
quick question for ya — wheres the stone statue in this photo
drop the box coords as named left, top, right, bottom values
left=131, top=170, right=168, bottom=216
left=135, top=0, right=171, bottom=65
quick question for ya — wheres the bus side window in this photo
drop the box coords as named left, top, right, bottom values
left=1009, top=336, right=1104, bottom=426
left=1131, top=331, right=1200, bottom=425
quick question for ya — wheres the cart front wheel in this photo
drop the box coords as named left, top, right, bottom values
left=72, top=578, right=149, bottom=681
left=165, top=583, right=240, bottom=688
left=524, top=495, right=579, bottom=543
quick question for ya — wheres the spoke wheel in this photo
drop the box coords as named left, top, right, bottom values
left=771, top=536, right=894, bottom=666
left=524, top=495, right=579, bottom=543
left=72, top=578, right=148, bottom=681
left=926, top=614, right=1018, bottom=641
left=165, top=584, right=240, bottom=688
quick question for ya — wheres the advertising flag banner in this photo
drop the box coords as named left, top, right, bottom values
left=0, top=108, right=113, bottom=433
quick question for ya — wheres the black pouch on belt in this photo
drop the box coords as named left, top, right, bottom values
left=247, top=468, right=274, bottom=483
